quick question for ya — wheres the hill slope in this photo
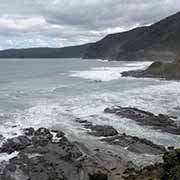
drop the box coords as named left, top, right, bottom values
left=84, top=11, right=180, bottom=61
left=0, top=43, right=91, bottom=58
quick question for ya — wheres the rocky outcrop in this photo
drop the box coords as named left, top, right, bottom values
left=0, top=126, right=173, bottom=180
left=104, top=106, right=180, bottom=135
left=0, top=136, right=31, bottom=154
left=102, top=134, right=166, bottom=155
left=76, top=118, right=166, bottom=155
left=87, top=125, right=118, bottom=137
left=122, top=59, right=180, bottom=80
left=75, top=118, right=118, bottom=137
left=0, top=127, right=124, bottom=180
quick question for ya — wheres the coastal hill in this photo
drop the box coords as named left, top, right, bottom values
left=0, top=43, right=91, bottom=58
left=0, top=11, right=180, bottom=60
left=122, top=55, right=180, bottom=80
left=84, top=11, right=180, bottom=61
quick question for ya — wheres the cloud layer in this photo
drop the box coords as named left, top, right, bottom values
left=0, top=0, right=180, bottom=49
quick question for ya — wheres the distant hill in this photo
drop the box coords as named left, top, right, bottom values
left=84, top=11, right=180, bottom=61
left=1, top=11, right=180, bottom=61
left=0, top=43, right=91, bottom=58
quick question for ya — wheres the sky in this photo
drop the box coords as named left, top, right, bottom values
left=0, top=0, right=180, bottom=50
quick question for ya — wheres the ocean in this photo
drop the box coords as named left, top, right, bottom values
left=0, top=58, right=180, bottom=164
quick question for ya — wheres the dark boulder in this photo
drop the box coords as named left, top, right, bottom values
left=104, top=107, right=118, bottom=114
left=0, top=136, right=31, bottom=154
left=89, top=172, right=108, bottom=180
left=75, top=118, right=89, bottom=124
left=34, top=128, right=53, bottom=140
left=75, top=118, right=118, bottom=137
left=88, top=125, right=118, bottom=137
left=32, top=128, right=53, bottom=147
left=23, top=127, right=35, bottom=136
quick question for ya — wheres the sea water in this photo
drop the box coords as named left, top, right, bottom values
left=0, top=58, right=180, bottom=164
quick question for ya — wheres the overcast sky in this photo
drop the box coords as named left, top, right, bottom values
left=0, top=0, right=180, bottom=50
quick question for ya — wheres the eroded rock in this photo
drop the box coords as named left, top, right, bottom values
left=23, top=127, right=35, bottom=136
left=0, top=128, right=112, bottom=180
left=0, top=136, right=31, bottom=154
left=88, top=125, right=118, bottom=137
left=104, top=106, right=180, bottom=135
left=102, top=134, right=166, bottom=155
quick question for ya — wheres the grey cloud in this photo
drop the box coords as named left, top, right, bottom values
left=0, top=0, right=179, bottom=49
left=43, top=0, right=180, bottom=28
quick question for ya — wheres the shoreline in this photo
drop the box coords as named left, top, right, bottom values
left=0, top=106, right=180, bottom=180
left=0, top=126, right=178, bottom=180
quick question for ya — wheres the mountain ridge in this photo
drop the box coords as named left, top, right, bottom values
left=0, top=11, right=180, bottom=60
left=84, top=11, right=180, bottom=61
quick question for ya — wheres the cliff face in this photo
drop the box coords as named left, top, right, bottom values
left=84, top=11, right=180, bottom=61
left=0, top=43, right=91, bottom=58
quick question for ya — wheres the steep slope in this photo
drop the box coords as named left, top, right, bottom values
left=84, top=11, right=180, bottom=61
left=0, top=43, right=91, bottom=58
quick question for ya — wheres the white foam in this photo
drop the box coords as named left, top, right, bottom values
left=70, top=61, right=152, bottom=82
left=15, top=103, right=66, bottom=128
left=64, top=80, right=180, bottom=147
left=0, top=151, right=18, bottom=162
left=51, top=131, right=62, bottom=143
left=0, top=60, right=179, bottom=155
left=2, top=101, right=87, bottom=140
left=125, top=61, right=152, bottom=67
left=1, top=79, right=180, bottom=148
left=50, top=85, right=69, bottom=93
left=27, top=153, right=42, bottom=159
left=97, top=59, right=109, bottom=62
left=70, top=68, right=121, bottom=81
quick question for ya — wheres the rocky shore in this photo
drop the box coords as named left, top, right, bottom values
left=75, top=118, right=166, bottom=155
left=0, top=107, right=179, bottom=180
left=121, top=58, right=180, bottom=80
left=0, top=123, right=179, bottom=180
left=0, top=127, right=117, bottom=180
left=104, top=106, right=180, bottom=135
left=124, top=148, right=180, bottom=180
